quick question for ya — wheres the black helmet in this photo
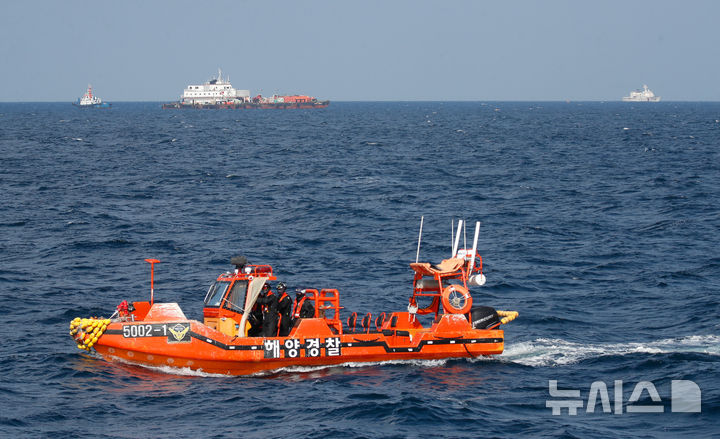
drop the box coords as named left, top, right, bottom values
left=295, top=288, right=305, bottom=299
left=262, top=284, right=270, bottom=291
left=277, top=282, right=286, bottom=292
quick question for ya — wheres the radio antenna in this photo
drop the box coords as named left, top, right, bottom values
left=450, top=218, right=454, bottom=256
left=468, top=222, right=481, bottom=272
left=463, top=219, right=467, bottom=254
left=415, top=216, right=424, bottom=263
left=452, top=220, right=463, bottom=257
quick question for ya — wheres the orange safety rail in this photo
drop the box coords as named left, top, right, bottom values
left=455, top=250, right=483, bottom=276
left=303, top=289, right=320, bottom=309
left=473, top=254, right=483, bottom=274
left=411, top=270, right=443, bottom=315
left=410, top=259, right=473, bottom=317
left=302, top=289, right=343, bottom=334
left=318, top=289, right=343, bottom=335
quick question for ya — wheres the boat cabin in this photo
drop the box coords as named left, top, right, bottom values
left=202, top=257, right=343, bottom=338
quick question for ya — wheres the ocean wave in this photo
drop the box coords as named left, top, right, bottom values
left=501, top=335, right=720, bottom=367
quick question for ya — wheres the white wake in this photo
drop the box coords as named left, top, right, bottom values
left=500, top=335, right=720, bottom=367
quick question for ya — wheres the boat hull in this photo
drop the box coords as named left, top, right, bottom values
left=162, top=101, right=329, bottom=110
left=89, top=318, right=503, bottom=375
left=73, top=102, right=112, bottom=108
left=621, top=97, right=661, bottom=102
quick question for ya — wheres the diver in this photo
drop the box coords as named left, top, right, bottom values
left=293, top=289, right=316, bottom=321
left=256, top=283, right=279, bottom=337
left=247, top=301, right=263, bottom=337
left=276, top=282, right=293, bottom=336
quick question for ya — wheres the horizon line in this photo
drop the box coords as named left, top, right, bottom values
left=1, top=99, right=719, bottom=103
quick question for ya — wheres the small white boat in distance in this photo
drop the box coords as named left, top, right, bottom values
left=622, top=84, right=661, bottom=102
left=73, top=84, right=111, bottom=108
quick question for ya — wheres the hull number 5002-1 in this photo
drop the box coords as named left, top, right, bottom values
left=121, top=323, right=191, bottom=343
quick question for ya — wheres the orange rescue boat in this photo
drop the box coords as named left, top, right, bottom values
left=69, top=220, right=518, bottom=375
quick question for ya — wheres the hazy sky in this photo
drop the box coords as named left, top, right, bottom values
left=2, top=0, right=719, bottom=101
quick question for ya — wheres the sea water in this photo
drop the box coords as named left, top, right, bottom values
left=1, top=101, right=718, bottom=437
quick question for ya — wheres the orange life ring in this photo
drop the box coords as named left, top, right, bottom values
left=441, top=285, right=473, bottom=314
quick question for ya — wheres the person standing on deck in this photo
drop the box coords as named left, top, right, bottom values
left=293, top=289, right=315, bottom=321
left=257, top=284, right=279, bottom=337
left=276, top=282, right=292, bottom=336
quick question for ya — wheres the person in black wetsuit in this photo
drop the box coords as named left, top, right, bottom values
left=247, top=302, right=263, bottom=337
left=293, top=289, right=316, bottom=322
left=256, top=283, right=279, bottom=337
left=276, top=282, right=293, bottom=336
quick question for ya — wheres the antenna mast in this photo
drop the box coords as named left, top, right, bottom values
left=415, top=216, right=424, bottom=263
left=452, top=220, right=463, bottom=257
left=468, top=222, right=480, bottom=272
left=145, top=259, right=160, bottom=305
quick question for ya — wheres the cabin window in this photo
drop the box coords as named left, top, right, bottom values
left=223, top=280, right=248, bottom=313
left=204, top=281, right=230, bottom=307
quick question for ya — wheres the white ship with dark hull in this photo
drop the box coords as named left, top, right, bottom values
left=622, top=84, right=661, bottom=102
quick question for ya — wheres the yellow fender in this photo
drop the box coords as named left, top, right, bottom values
left=496, top=310, right=519, bottom=324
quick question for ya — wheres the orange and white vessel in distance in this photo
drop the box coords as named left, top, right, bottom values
left=73, top=84, right=111, bottom=108
left=69, top=220, right=518, bottom=376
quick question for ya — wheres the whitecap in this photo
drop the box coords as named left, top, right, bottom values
left=103, top=354, right=231, bottom=377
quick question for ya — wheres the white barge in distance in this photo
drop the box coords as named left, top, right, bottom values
left=622, top=84, right=661, bottom=102
left=162, top=69, right=330, bottom=109
left=177, top=69, right=250, bottom=105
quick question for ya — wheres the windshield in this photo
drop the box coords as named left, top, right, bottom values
left=224, top=280, right=247, bottom=313
left=204, top=281, right=230, bottom=307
